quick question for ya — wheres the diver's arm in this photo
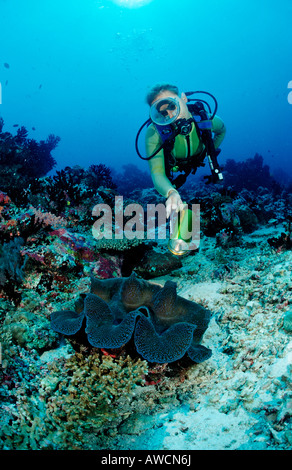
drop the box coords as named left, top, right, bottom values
left=145, top=125, right=176, bottom=198
left=147, top=151, right=184, bottom=217
left=147, top=154, right=175, bottom=198
left=145, top=125, right=184, bottom=216
left=211, top=115, right=226, bottom=149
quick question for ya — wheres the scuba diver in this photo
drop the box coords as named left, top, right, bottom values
left=135, top=83, right=226, bottom=255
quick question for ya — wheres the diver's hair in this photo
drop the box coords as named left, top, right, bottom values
left=145, top=83, right=179, bottom=106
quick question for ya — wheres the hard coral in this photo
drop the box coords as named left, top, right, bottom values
left=41, top=164, right=116, bottom=213
left=2, top=309, right=58, bottom=351
left=223, top=154, right=281, bottom=194
left=267, top=216, right=292, bottom=252
left=29, top=207, right=67, bottom=229
left=86, top=164, right=117, bottom=191
left=0, top=237, right=27, bottom=303
left=0, top=348, right=147, bottom=450
left=0, top=119, right=59, bottom=200
left=0, top=191, right=10, bottom=206
left=51, top=272, right=212, bottom=364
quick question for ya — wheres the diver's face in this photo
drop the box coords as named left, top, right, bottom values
left=151, top=90, right=191, bottom=121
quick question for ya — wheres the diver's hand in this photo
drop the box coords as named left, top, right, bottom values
left=166, top=189, right=184, bottom=218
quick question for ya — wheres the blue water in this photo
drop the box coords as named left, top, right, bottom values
left=1, top=0, right=292, bottom=179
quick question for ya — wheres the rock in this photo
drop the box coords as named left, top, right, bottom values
left=237, top=205, right=259, bottom=233
left=135, top=249, right=182, bottom=278
left=283, top=310, right=292, bottom=332
left=285, top=430, right=292, bottom=446
left=118, top=413, right=162, bottom=435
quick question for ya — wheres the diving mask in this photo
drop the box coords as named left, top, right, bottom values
left=150, top=97, right=180, bottom=126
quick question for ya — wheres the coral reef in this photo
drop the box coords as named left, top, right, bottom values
left=1, top=129, right=292, bottom=451
left=267, top=216, right=292, bottom=252
left=0, top=237, right=27, bottom=303
left=2, top=308, right=57, bottom=351
left=51, top=272, right=212, bottom=364
left=0, top=119, right=59, bottom=201
left=87, top=235, right=292, bottom=451
left=41, top=165, right=116, bottom=213
left=113, top=163, right=152, bottom=197
left=1, top=198, right=292, bottom=450
left=0, top=347, right=147, bottom=450
left=222, top=153, right=282, bottom=193
left=86, top=164, right=117, bottom=191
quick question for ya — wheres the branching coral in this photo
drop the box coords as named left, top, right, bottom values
left=0, top=349, right=148, bottom=450
left=16, top=164, right=117, bottom=218
left=44, top=168, right=91, bottom=212
left=2, top=309, right=58, bottom=351
left=86, top=164, right=117, bottom=191
left=0, top=119, right=59, bottom=199
left=29, top=206, right=67, bottom=229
